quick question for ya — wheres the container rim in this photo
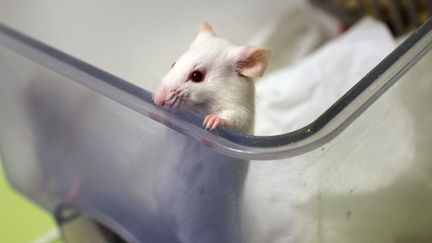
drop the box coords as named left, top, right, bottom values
left=0, top=19, right=431, bottom=160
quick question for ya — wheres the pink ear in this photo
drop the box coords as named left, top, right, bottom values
left=199, top=21, right=215, bottom=35
left=237, top=47, right=271, bottom=78
left=192, top=22, right=216, bottom=45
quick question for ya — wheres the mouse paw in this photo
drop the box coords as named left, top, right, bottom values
left=203, top=114, right=226, bottom=130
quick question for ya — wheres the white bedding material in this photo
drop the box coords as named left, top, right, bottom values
left=255, top=17, right=397, bottom=135
left=243, top=18, right=415, bottom=243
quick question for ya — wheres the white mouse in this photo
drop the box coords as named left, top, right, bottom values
left=154, top=22, right=271, bottom=134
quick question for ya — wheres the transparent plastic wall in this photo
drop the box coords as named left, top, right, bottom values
left=0, top=0, right=305, bottom=91
left=244, top=48, right=432, bottom=243
left=0, top=18, right=432, bottom=243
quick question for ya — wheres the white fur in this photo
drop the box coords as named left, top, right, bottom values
left=154, top=24, right=270, bottom=134
left=152, top=23, right=270, bottom=243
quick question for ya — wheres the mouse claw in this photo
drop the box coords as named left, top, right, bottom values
left=203, top=114, right=226, bottom=130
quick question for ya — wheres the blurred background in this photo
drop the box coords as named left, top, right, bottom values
left=0, top=0, right=431, bottom=242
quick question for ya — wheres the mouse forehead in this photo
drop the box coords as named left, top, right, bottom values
left=161, top=37, right=236, bottom=86
left=185, top=36, right=235, bottom=65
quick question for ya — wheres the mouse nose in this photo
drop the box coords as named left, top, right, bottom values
left=154, top=95, right=166, bottom=106
left=154, top=85, right=168, bottom=106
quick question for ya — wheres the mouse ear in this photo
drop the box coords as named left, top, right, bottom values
left=236, top=47, right=271, bottom=78
left=199, top=21, right=215, bottom=35
left=192, top=21, right=216, bottom=45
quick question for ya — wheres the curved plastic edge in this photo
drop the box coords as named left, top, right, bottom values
left=0, top=19, right=431, bottom=160
left=54, top=204, right=140, bottom=243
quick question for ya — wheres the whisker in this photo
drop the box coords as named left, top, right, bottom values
left=166, top=92, right=176, bottom=102
left=170, top=95, right=180, bottom=107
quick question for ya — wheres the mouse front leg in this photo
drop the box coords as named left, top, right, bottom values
left=203, top=108, right=253, bottom=134
left=203, top=114, right=226, bottom=130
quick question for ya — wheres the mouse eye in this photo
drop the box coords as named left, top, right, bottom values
left=171, top=62, right=176, bottom=68
left=189, top=70, right=205, bottom=83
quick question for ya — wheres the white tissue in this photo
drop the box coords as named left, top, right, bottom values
left=243, top=18, right=415, bottom=243
left=255, top=17, right=397, bottom=135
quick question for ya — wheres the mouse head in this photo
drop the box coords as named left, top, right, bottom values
left=154, top=22, right=271, bottom=110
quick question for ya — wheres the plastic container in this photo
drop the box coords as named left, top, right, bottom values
left=0, top=15, right=431, bottom=243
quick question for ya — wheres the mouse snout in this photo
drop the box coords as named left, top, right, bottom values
left=154, top=94, right=165, bottom=106
left=154, top=85, right=168, bottom=106
left=154, top=85, right=182, bottom=108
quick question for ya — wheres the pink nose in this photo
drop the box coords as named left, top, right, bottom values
left=154, top=95, right=165, bottom=106
left=153, top=86, right=168, bottom=106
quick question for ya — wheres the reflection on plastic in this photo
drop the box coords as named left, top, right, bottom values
left=0, top=21, right=432, bottom=243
